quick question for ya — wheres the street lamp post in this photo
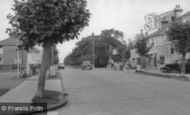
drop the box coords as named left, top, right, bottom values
left=122, top=40, right=127, bottom=64
left=109, top=45, right=112, bottom=60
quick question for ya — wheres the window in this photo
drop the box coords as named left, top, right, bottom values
left=0, top=46, right=3, bottom=54
left=171, top=48, right=174, bottom=54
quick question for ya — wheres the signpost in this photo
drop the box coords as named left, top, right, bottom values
left=27, top=53, right=41, bottom=75
left=27, top=53, right=41, bottom=64
left=112, top=49, right=118, bottom=55
left=144, top=13, right=160, bottom=32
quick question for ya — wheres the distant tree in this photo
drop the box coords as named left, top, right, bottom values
left=101, top=29, right=124, bottom=40
left=7, top=0, right=90, bottom=98
left=123, top=47, right=131, bottom=61
left=100, top=29, right=126, bottom=62
left=64, top=37, right=92, bottom=66
left=135, top=30, right=153, bottom=68
left=167, top=21, right=190, bottom=77
left=94, top=41, right=109, bottom=67
left=64, top=29, right=127, bottom=67
left=128, top=39, right=135, bottom=49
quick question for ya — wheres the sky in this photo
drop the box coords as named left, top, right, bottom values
left=0, top=0, right=189, bottom=62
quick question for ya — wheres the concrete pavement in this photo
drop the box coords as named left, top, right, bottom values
left=0, top=75, right=66, bottom=102
left=0, top=72, right=67, bottom=115
left=142, top=68, right=190, bottom=77
left=59, top=68, right=190, bottom=115
left=0, top=75, right=38, bottom=103
left=139, top=69, right=190, bottom=81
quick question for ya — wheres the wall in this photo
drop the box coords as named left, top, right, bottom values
left=1, top=46, right=27, bottom=65
left=148, top=34, right=190, bottom=68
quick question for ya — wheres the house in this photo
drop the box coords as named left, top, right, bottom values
left=0, top=37, right=26, bottom=65
left=145, top=5, right=190, bottom=68
left=0, top=36, right=41, bottom=66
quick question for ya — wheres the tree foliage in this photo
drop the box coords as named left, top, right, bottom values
left=135, top=32, right=153, bottom=57
left=7, top=0, right=90, bottom=49
left=101, top=29, right=124, bottom=39
left=167, top=21, right=190, bottom=55
left=167, top=21, right=190, bottom=76
left=123, top=48, right=131, bottom=61
left=134, top=31, right=154, bottom=68
left=7, top=0, right=90, bottom=98
left=64, top=29, right=131, bottom=67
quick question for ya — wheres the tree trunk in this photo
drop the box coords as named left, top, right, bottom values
left=181, top=54, right=186, bottom=77
left=35, top=44, right=51, bottom=98
left=51, top=44, right=55, bottom=65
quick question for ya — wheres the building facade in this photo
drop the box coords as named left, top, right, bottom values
left=145, top=5, right=190, bottom=68
left=0, top=36, right=41, bottom=66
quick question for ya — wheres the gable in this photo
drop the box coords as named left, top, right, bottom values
left=181, top=11, right=190, bottom=18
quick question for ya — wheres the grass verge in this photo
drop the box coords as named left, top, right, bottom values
left=0, top=89, right=9, bottom=96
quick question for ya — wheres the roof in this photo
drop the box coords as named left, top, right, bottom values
left=144, top=6, right=190, bottom=39
left=0, top=37, right=20, bottom=46
left=146, top=29, right=165, bottom=39
left=159, top=10, right=174, bottom=18
left=181, top=11, right=190, bottom=18
left=0, top=36, right=41, bottom=54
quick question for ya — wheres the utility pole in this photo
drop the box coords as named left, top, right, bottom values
left=92, top=33, right=95, bottom=68
left=122, top=50, right=125, bottom=64
left=109, top=45, right=112, bottom=60
left=122, top=41, right=126, bottom=64
left=16, top=43, right=20, bottom=79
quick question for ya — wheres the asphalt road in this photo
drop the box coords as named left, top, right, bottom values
left=58, top=67, right=190, bottom=115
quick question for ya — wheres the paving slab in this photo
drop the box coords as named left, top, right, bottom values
left=0, top=76, right=38, bottom=103
left=139, top=69, right=190, bottom=81
left=0, top=72, right=67, bottom=114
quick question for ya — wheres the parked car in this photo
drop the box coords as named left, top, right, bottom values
left=160, top=63, right=180, bottom=73
left=160, top=63, right=190, bottom=73
left=81, top=61, right=92, bottom=70
left=58, top=63, right=65, bottom=69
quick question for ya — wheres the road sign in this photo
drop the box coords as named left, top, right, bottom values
left=144, top=13, right=160, bottom=32
left=27, top=53, right=41, bottom=64
left=112, top=49, right=118, bottom=55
